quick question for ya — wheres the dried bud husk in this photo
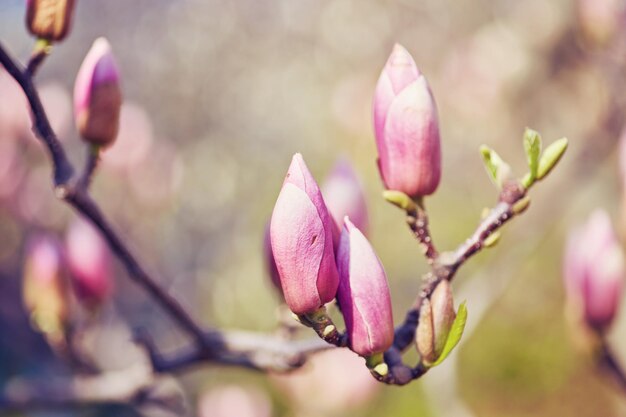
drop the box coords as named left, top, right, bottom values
left=26, top=0, right=76, bottom=42
left=415, top=280, right=456, bottom=365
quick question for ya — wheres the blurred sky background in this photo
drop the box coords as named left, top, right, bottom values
left=1, top=0, right=626, bottom=416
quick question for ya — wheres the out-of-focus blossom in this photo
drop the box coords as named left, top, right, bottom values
left=0, top=70, right=31, bottom=140
left=563, top=210, right=625, bottom=331
left=336, top=217, right=393, bottom=357
left=198, top=385, right=272, bottom=417
left=65, top=218, right=113, bottom=310
left=102, top=103, right=154, bottom=172
left=577, top=0, right=625, bottom=46
left=270, top=154, right=339, bottom=315
left=74, top=37, right=122, bottom=147
left=262, top=222, right=282, bottom=295
left=322, top=158, right=369, bottom=236
left=271, top=348, right=379, bottom=415
left=415, top=280, right=456, bottom=365
left=26, top=0, right=76, bottom=42
left=373, top=43, right=441, bottom=198
left=22, top=235, right=68, bottom=335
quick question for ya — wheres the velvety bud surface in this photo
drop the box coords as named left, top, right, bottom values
left=26, top=0, right=76, bottom=41
left=336, top=217, right=394, bottom=356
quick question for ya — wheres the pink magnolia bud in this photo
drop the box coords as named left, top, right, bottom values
left=321, top=158, right=369, bottom=236
left=65, top=218, right=113, bottom=309
left=270, top=153, right=339, bottom=314
left=563, top=210, right=625, bottom=331
left=415, top=280, right=456, bottom=365
left=26, top=0, right=76, bottom=42
left=262, top=222, right=282, bottom=295
left=373, top=44, right=441, bottom=198
left=336, top=217, right=394, bottom=356
left=23, top=235, right=68, bottom=334
left=74, top=37, right=122, bottom=147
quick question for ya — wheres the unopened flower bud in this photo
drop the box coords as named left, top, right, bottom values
left=336, top=217, right=394, bottom=356
left=373, top=44, right=441, bottom=198
left=22, top=235, right=68, bottom=334
left=416, top=280, right=456, bottom=365
left=65, top=218, right=113, bottom=310
left=563, top=210, right=625, bottom=331
left=74, top=37, right=122, bottom=147
left=322, top=158, right=369, bottom=236
left=26, top=0, right=76, bottom=42
left=270, top=154, right=339, bottom=315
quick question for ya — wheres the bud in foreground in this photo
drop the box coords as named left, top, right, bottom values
left=23, top=235, right=68, bottom=334
left=26, top=0, right=76, bottom=42
left=563, top=210, right=625, bottom=331
left=373, top=44, right=441, bottom=198
left=270, top=154, right=339, bottom=315
left=415, top=280, right=456, bottom=365
left=322, top=158, right=369, bottom=236
left=336, top=217, right=394, bottom=357
left=65, top=218, right=113, bottom=310
left=74, top=37, right=122, bottom=147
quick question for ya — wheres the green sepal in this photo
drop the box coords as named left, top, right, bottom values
left=523, top=128, right=542, bottom=181
left=432, top=301, right=468, bottom=366
left=537, top=138, right=568, bottom=180
left=383, top=190, right=417, bottom=212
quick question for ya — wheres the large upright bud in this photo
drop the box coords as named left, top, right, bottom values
left=270, top=154, right=339, bottom=315
left=26, top=0, right=76, bottom=42
left=563, top=210, right=625, bottom=331
left=74, top=38, right=122, bottom=147
left=22, top=235, right=68, bottom=335
left=373, top=44, right=441, bottom=198
left=336, top=217, right=394, bottom=357
left=415, top=280, right=456, bottom=365
left=65, top=218, right=113, bottom=310
left=322, top=158, right=369, bottom=236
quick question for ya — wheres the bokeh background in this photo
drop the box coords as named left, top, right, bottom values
left=1, top=0, right=626, bottom=416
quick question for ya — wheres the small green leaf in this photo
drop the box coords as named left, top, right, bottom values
left=432, top=301, right=468, bottom=366
left=523, top=128, right=542, bottom=181
left=537, top=138, right=568, bottom=180
left=383, top=190, right=417, bottom=212
left=480, top=146, right=511, bottom=188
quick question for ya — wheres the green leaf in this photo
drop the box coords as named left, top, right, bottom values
left=432, top=301, right=468, bottom=366
left=523, top=128, right=542, bottom=181
left=480, top=146, right=510, bottom=188
left=537, top=138, right=568, bottom=180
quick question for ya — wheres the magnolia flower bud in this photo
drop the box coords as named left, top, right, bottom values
left=270, top=154, right=339, bottom=314
left=22, top=235, right=68, bottom=334
left=262, top=222, right=282, bottom=295
left=26, top=0, right=76, bottom=42
left=415, top=280, right=456, bottom=365
left=563, top=210, right=625, bottom=331
left=322, top=158, right=369, bottom=236
left=65, top=218, right=113, bottom=310
left=373, top=44, right=441, bottom=198
left=336, top=217, right=394, bottom=356
left=74, top=37, right=122, bottom=147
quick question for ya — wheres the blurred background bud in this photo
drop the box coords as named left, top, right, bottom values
left=337, top=217, right=393, bottom=357
left=563, top=210, right=625, bottom=332
left=576, top=0, right=625, bottom=47
left=22, top=234, right=68, bottom=335
left=416, top=280, right=456, bottom=365
left=270, top=154, right=339, bottom=315
left=74, top=37, right=122, bottom=147
left=65, top=217, right=113, bottom=310
left=373, top=44, right=441, bottom=198
left=322, top=158, right=369, bottom=237
left=26, top=0, right=76, bottom=42
left=198, top=385, right=272, bottom=417
left=271, top=348, right=379, bottom=416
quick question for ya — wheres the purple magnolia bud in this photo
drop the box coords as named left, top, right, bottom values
left=270, top=154, right=339, bottom=315
left=26, top=0, right=76, bottom=42
left=563, top=210, right=625, bottom=331
left=22, top=235, right=68, bottom=334
left=415, top=280, right=456, bottom=365
left=336, top=217, right=394, bottom=357
left=263, top=222, right=282, bottom=295
left=322, top=158, right=369, bottom=237
left=65, top=218, right=113, bottom=309
left=74, top=38, right=122, bottom=147
left=373, top=44, right=441, bottom=198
